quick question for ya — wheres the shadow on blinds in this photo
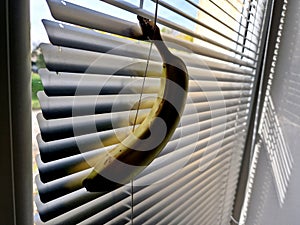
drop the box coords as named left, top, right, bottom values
left=261, top=96, right=294, bottom=206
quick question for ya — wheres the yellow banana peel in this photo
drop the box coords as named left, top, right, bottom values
left=83, top=16, right=189, bottom=192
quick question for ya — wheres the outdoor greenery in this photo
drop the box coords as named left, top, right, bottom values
left=31, top=46, right=45, bottom=109
left=32, top=72, right=43, bottom=109
left=35, top=52, right=46, bottom=69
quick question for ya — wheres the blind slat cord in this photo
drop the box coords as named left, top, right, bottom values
left=131, top=3, right=159, bottom=224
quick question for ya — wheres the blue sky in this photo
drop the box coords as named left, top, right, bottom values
left=30, top=0, right=197, bottom=49
left=30, top=0, right=52, bottom=48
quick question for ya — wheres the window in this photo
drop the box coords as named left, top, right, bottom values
left=34, top=0, right=269, bottom=224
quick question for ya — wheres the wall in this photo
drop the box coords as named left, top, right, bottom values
left=246, top=0, right=300, bottom=224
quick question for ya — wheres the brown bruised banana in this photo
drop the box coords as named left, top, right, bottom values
left=83, top=16, right=189, bottom=192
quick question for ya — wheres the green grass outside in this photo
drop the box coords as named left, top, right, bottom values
left=32, top=72, right=43, bottom=109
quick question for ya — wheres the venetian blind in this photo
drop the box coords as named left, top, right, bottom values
left=35, top=0, right=268, bottom=224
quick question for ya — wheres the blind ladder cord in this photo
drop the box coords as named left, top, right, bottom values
left=131, top=1, right=159, bottom=225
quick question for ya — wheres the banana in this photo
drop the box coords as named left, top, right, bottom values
left=83, top=16, right=189, bottom=192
